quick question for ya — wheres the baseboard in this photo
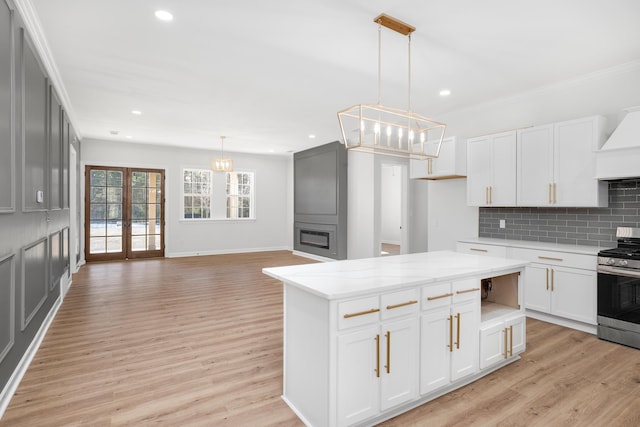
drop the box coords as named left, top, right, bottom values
left=0, top=295, right=62, bottom=420
left=291, top=250, right=336, bottom=263
left=525, top=310, right=597, bottom=335
left=166, top=246, right=290, bottom=258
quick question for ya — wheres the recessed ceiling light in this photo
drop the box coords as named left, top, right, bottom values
left=308, top=134, right=316, bottom=139
left=131, top=110, right=142, bottom=115
left=439, top=89, right=451, bottom=97
left=126, top=135, right=133, bottom=139
left=154, top=10, right=173, bottom=21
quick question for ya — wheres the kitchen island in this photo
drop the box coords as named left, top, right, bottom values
left=263, top=251, right=529, bottom=427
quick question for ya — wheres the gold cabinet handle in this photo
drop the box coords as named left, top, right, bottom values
left=545, top=268, right=549, bottom=290
left=503, top=327, right=508, bottom=359
left=469, top=248, right=488, bottom=253
left=548, top=183, right=552, bottom=204
left=485, top=187, right=489, bottom=205
left=509, top=325, right=513, bottom=357
left=455, top=313, right=461, bottom=349
left=427, top=292, right=453, bottom=301
left=538, top=256, right=563, bottom=262
left=489, top=186, right=493, bottom=205
left=456, top=288, right=480, bottom=295
left=343, top=308, right=380, bottom=319
left=375, top=334, right=380, bottom=378
left=553, top=183, right=557, bottom=204
left=385, top=331, right=391, bottom=374
left=428, top=158, right=433, bottom=175
left=386, top=300, right=418, bottom=310
left=551, top=269, right=554, bottom=292
left=448, top=315, right=453, bottom=353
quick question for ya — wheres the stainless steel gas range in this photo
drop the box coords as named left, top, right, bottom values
left=597, top=227, right=640, bottom=349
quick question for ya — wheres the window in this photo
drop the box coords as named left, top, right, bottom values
left=226, top=172, right=254, bottom=219
left=182, top=169, right=254, bottom=220
left=183, top=169, right=211, bottom=219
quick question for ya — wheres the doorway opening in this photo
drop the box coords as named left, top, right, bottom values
left=379, top=163, right=407, bottom=256
left=85, top=166, right=165, bottom=262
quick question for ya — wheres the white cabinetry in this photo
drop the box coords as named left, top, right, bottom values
left=410, top=137, right=466, bottom=180
left=517, top=116, right=608, bottom=207
left=466, top=131, right=517, bottom=206
left=420, top=279, right=480, bottom=395
left=480, top=314, right=525, bottom=369
left=456, top=242, right=507, bottom=258
left=510, top=248, right=597, bottom=325
left=337, top=289, right=420, bottom=427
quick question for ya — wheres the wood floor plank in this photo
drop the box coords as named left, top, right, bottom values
left=2, top=251, right=639, bottom=426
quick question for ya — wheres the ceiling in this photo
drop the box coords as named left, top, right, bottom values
left=25, top=0, right=640, bottom=155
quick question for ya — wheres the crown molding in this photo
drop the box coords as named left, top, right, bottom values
left=12, top=0, right=81, bottom=140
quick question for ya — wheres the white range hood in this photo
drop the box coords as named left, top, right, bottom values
left=596, top=106, right=640, bottom=180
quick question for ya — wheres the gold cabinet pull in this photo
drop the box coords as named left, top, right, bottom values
left=428, top=158, right=433, bottom=175
left=553, top=183, right=557, bottom=204
left=548, top=183, right=552, bottom=204
left=503, top=328, right=508, bottom=359
left=538, top=256, right=563, bottom=262
left=448, top=315, right=453, bottom=353
left=427, top=292, right=453, bottom=301
left=343, top=308, right=380, bottom=319
left=545, top=268, right=549, bottom=290
left=485, top=187, right=489, bottom=205
left=551, top=269, right=554, bottom=292
left=470, top=248, right=488, bottom=253
left=456, top=288, right=480, bottom=295
left=509, top=325, right=513, bottom=356
left=375, top=334, right=380, bottom=378
left=385, top=331, right=391, bottom=374
left=386, top=300, right=418, bottom=310
left=489, top=186, right=493, bottom=205
left=455, top=313, right=461, bottom=349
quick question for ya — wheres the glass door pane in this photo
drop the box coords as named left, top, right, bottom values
left=127, top=169, right=164, bottom=258
left=86, top=167, right=125, bottom=261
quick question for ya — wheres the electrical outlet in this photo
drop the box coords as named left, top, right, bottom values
left=499, top=219, right=506, bottom=229
left=36, top=190, right=44, bottom=204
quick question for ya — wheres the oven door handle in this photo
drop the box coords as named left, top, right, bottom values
left=598, top=265, right=640, bottom=279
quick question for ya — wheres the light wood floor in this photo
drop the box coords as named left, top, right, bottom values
left=2, top=251, right=639, bottom=426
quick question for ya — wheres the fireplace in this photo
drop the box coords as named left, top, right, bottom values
left=293, top=142, right=347, bottom=260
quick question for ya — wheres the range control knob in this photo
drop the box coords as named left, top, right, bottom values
left=606, top=258, right=616, bottom=265
left=618, top=259, right=629, bottom=267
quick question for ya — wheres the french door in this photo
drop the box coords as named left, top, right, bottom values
left=85, top=166, right=165, bottom=261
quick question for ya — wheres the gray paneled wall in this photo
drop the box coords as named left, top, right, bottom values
left=479, top=179, right=640, bottom=247
left=0, top=0, right=75, bottom=402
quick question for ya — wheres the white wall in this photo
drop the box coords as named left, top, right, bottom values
left=347, top=151, right=376, bottom=259
left=380, top=165, right=402, bottom=244
left=427, top=179, right=478, bottom=251
left=81, top=139, right=291, bottom=257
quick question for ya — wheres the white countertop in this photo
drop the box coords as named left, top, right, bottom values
left=457, top=237, right=606, bottom=256
left=263, top=250, right=528, bottom=300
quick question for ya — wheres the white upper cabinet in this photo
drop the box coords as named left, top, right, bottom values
left=466, top=131, right=517, bottom=206
left=517, top=116, right=608, bottom=207
left=410, top=137, right=466, bottom=180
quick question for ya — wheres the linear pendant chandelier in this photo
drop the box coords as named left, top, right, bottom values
left=211, top=135, right=234, bottom=172
left=337, top=13, right=446, bottom=160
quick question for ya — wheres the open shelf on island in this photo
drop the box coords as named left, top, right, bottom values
left=480, top=272, right=520, bottom=324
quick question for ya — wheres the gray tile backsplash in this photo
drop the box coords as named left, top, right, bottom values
left=479, top=179, right=640, bottom=247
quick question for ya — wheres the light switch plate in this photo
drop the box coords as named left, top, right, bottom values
left=36, top=190, right=44, bottom=203
left=499, top=219, right=506, bottom=229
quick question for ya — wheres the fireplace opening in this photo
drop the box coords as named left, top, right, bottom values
left=300, top=230, right=330, bottom=249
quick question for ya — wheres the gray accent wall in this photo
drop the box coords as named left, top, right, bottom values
left=0, top=0, right=77, bottom=399
left=479, top=179, right=640, bottom=247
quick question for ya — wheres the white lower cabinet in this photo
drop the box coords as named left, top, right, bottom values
left=337, top=317, right=419, bottom=427
left=480, top=314, right=526, bottom=369
left=524, top=263, right=596, bottom=324
left=420, top=286, right=480, bottom=395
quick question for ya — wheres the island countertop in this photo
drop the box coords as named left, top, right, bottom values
left=263, top=250, right=529, bottom=300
